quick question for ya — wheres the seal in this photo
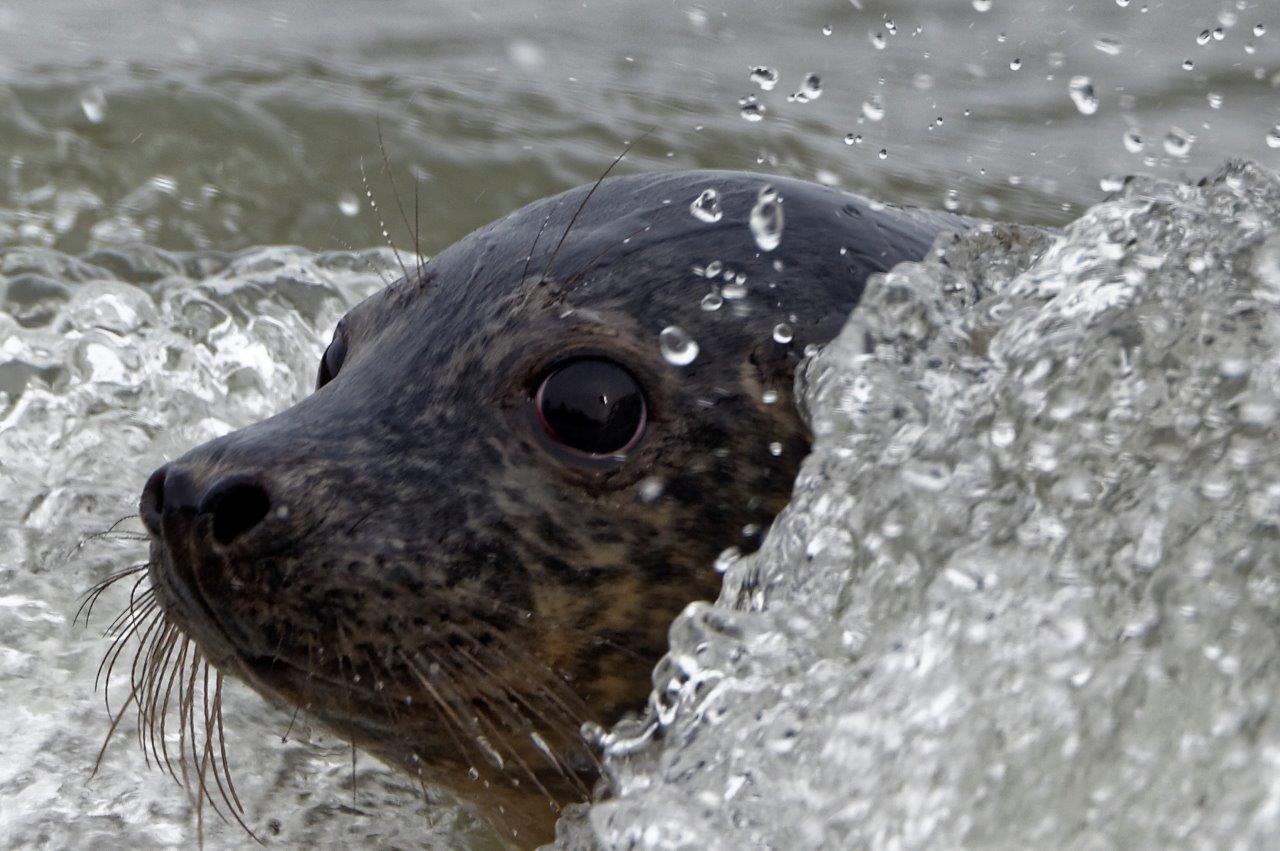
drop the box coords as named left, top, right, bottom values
left=123, top=170, right=969, bottom=845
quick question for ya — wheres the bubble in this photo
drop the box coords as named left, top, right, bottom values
left=750, top=185, right=784, bottom=252
left=861, top=96, right=885, bottom=122
left=80, top=87, right=106, bottom=124
left=1123, top=130, right=1144, bottom=153
left=773, top=323, right=794, bottom=344
left=1068, top=76, right=1099, bottom=115
left=1094, top=36, right=1123, bottom=55
left=1163, top=128, right=1195, bottom=157
left=749, top=66, right=779, bottom=91
left=690, top=188, right=724, bottom=223
left=1267, top=125, right=1280, bottom=149
left=701, top=291, right=724, bottom=311
left=738, top=95, right=766, bottom=122
left=659, top=326, right=699, bottom=366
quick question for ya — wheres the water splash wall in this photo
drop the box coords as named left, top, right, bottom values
left=560, top=161, right=1280, bottom=850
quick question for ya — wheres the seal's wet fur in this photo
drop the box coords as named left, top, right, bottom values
left=129, top=170, right=967, bottom=844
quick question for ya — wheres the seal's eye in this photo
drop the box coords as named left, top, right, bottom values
left=316, top=335, right=347, bottom=389
left=534, top=358, right=646, bottom=456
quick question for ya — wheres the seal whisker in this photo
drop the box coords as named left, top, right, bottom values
left=75, top=561, right=148, bottom=627
left=400, top=648, right=487, bottom=777
left=359, top=157, right=412, bottom=285
left=539, top=130, right=651, bottom=284
left=65, top=513, right=145, bottom=561
left=561, top=222, right=652, bottom=291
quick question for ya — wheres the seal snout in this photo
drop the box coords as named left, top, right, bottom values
left=140, top=464, right=271, bottom=546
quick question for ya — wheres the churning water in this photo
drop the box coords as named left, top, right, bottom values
left=2, top=0, right=1280, bottom=848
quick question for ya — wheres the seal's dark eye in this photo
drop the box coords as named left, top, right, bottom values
left=534, top=358, right=646, bottom=456
left=316, top=335, right=347, bottom=389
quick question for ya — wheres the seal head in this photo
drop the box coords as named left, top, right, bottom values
left=136, top=170, right=966, bottom=842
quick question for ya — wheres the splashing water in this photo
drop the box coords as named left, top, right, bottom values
left=556, top=161, right=1280, bottom=849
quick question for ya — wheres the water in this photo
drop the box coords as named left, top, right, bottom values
left=0, top=0, right=1278, bottom=848
left=564, top=161, right=1280, bottom=850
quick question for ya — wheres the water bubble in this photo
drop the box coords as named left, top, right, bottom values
left=739, top=95, right=766, bottom=122
left=772, top=323, right=794, bottom=344
left=749, top=185, right=784, bottom=252
left=1009, top=57, right=1022, bottom=70
left=1266, top=126, right=1280, bottom=148
left=749, top=66, right=779, bottom=91
left=337, top=192, right=360, bottom=217
left=80, top=87, right=106, bottom=124
left=972, top=0, right=992, bottom=11
left=1123, top=130, right=1144, bottom=153
left=659, top=326, right=699, bottom=366
left=690, top=188, right=724, bottom=223
left=789, top=73, right=823, bottom=103
left=701, top=291, right=724, bottom=311
left=861, top=96, right=885, bottom=122
left=1094, top=36, right=1123, bottom=55
left=1068, top=76, right=1099, bottom=115
left=1163, top=127, right=1195, bottom=157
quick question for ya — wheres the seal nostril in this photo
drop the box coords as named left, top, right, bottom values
left=140, top=466, right=169, bottom=537
left=199, top=478, right=272, bottom=546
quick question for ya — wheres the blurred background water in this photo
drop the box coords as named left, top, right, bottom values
left=1, top=0, right=1279, bottom=848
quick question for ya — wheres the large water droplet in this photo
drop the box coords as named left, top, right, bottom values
left=1266, top=125, right=1280, bottom=149
left=789, top=73, right=823, bottom=103
left=690, top=188, right=724, bottom=223
left=749, top=66, right=779, bottom=91
left=80, top=87, right=106, bottom=124
left=738, top=95, right=766, bottom=122
left=1068, top=76, right=1099, bottom=115
left=701, top=291, right=724, bottom=311
left=1123, top=130, right=1144, bottom=153
left=973, top=0, right=992, bottom=11
left=861, top=96, right=885, bottom=121
left=1163, top=127, right=1195, bottom=157
left=660, top=326, right=699, bottom=366
left=749, top=185, right=784, bottom=252
left=773, top=323, right=794, bottom=344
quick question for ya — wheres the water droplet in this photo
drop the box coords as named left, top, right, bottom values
left=762, top=390, right=779, bottom=405
left=861, top=96, right=885, bottom=121
left=1100, top=174, right=1125, bottom=192
left=80, top=87, right=106, bottom=124
left=768, top=441, right=783, bottom=456
left=722, top=281, right=747, bottom=300
left=844, top=133, right=862, bottom=145
left=701, top=291, right=724, bottom=311
left=1116, top=0, right=1130, bottom=5
left=878, top=148, right=889, bottom=159
left=749, top=185, right=784, bottom=252
left=1267, top=125, right=1280, bottom=148
left=1009, top=57, right=1022, bottom=70
left=738, top=95, right=766, bottom=122
left=1068, top=76, right=1099, bottom=115
left=690, top=188, right=724, bottom=223
left=714, top=547, right=741, bottom=574
left=1207, top=91, right=1223, bottom=109
left=659, top=326, right=699, bottom=366
left=772, top=322, right=794, bottom=344
left=638, top=477, right=665, bottom=502
left=749, top=66, right=779, bottom=91
left=1094, top=36, right=1123, bottom=55
left=870, top=31, right=886, bottom=50
left=789, top=73, right=823, bottom=103
left=1182, top=58, right=1195, bottom=70
left=1123, top=130, right=1144, bottom=153
left=972, top=0, right=992, bottom=11
left=1163, top=127, right=1195, bottom=157
left=1212, top=27, right=1225, bottom=41
left=1197, top=29, right=1213, bottom=45
left=1254, top=23, right=1266, bottom=37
